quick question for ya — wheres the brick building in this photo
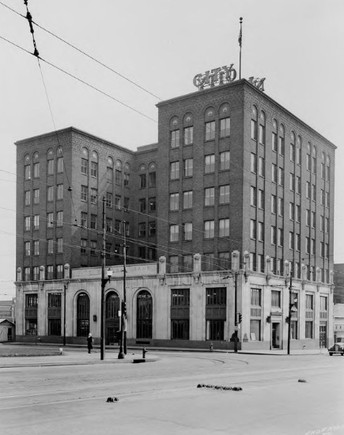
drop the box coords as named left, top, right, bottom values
left=14, top=77, right=336, bottom=350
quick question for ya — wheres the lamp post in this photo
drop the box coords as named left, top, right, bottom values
left=100, top=197, right=113, bottom=361
left=285, top=260, right=297, bottom=356
left=231, top=251, right=240, bottom=353
left=118, top=220, right=127, bottom=359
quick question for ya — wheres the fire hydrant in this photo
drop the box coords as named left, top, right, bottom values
left=209, top=342, right=213, bottom=352
left=142, top=347, right=147, bottom=359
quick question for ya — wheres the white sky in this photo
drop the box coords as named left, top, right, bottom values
left=0, top=0, right=343, bottom=300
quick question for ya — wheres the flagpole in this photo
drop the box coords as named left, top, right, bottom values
left=239, top=17, right=243, bottom=80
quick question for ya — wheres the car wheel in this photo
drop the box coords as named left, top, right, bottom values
left=329, top=353, right=333, bottom=356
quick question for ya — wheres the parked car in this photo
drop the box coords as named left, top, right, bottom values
left=328, top=343, right=344, bottom=356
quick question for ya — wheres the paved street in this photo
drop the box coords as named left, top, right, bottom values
left=0, top=349, right=343, bottom=435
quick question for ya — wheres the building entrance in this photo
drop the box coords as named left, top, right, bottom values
left=319, top=324, right=327, bottom=348
left=272, top=323, right=281, bottom=348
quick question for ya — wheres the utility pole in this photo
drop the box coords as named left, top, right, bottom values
left=118, top=220, right=127, bottom=359
left=287, top=271, right=293, bottom=355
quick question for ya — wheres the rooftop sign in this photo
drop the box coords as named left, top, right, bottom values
left=193, top=64, right=265, bottom=92
left=193, top=65, right=237, bottom=90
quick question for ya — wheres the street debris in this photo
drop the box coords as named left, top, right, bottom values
left=197, top=384, right=242, bottom=391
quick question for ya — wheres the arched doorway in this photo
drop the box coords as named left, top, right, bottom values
left=77, top=292, right=90, bottom=337
left=105, top=292, right=120, bottom=345
left=136, top=290, right=152, bottom=339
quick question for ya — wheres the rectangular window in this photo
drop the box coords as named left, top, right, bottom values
left=251, top=118, right=257, bottom=140
left=56, top=264, right=63, bottom=278
left=33, top=240, right=39, bottom=255
left=258, top=222, right=264, bottom=241
left=138, top=223, right=146, bottom=237
left=258, top=157, right=265, bottom=177
left=57, top=184, right=63, bottom=200
left=47, top=159, right=54, bottom=175
left=183, top=222, right=192, bottom=241
left=272, top=131, right=277, bottom=152
left=258, top=190, right=264, bottom=209
left=81, top=239, right=87, bottom=254
left=290, top=174, right=295, bottom=191
left=115, top=169, right=121, bottom=186
left=56, top=211, right=63, bottom=227
left=250, top=186, right=256, bottom=207
left=123, top=197, right=129, bottom=211
left=312, top=184, right=316, bottom=201
left=271, top=195, right=277, bottom=214
left=106, top=192, right=112, bottom=208
left=106, top=167, right=113, bottom=184
left=81, top=185, right=88, bottom=202
left=81, top=158, right=88, bottom=175
left=306, top=182, right=311, bottom=199
left=33, top=215, right=39, bottom=230
left=106, top=218, right=113, bottom=232
left=33, top=162, right=40, bottom=178
left=139, top=198, right=146, bottom=213
left=278, top=167, right=284, bottom=186
left=171, top=130, right=180, bottom=148
left=272, top=164, right=277, bottom=182
left=219, top=218, right=229, bottom=237
left=33, top=189, right=39, bottom=204
left=205, top=121, right=216, bottom=141
left=140, top=174, right=147, bottom=188
left=24, top=164, right=31, bottom=180
left=278, top=228, right=283, bottom=246
left=148, top=221, right=156, bottom=236
left=90, top=188, right=97, bottom=204
left=219, top=252, right=230, bottom=269
left=25, top=216, right=31, bottom=231
left=124, top=172, right=130, bottom=187
left=182, top=256, right=193, bottom=272
left=170, top=225, right=179, bottom=242
left=170, top=193, right=179, bottom=211
left=184, top=126, right=193, bottom=145
left=90, top=240, right=97, bottom=256
left=271, top=226, right=276, bottom=245
left=204, top=187, right=215, bottom=206
left=271, top=290, right=281, bottom=308
left=149, top=172, right=156, bottom=188
left=204, top=220, right=214, bottom=239
left=305, top=321, right=313, bottom=339
left=220, top=151, right=230, bottom=170
left=24, top=267, right=31, bottom=281
left=57, top=238, right=63, bottom=253
left=220, top=117, right=230, bottom=137
left=47, top=239, right=54, bottom=254
left=219, top=185, right=230, bottom=204
left=57, top=157, right=63, bottom=173
left=25, top=190, right=31, bottom=206
left=289, top=232, right=294, bottom=250
left=184, top=158, right=193, bottom=177
left=251, top=153, right=257, bottom=173
left=295, top=205, right=300, bottom=223
left=289, top=203, right=295, bottom=220
left=170, top=162, right=180, bottom=180
left=204, top=155, right=215, bottom=174
left=33, top=266, right=40, bottom=281
left=296, top=176, right=301, bottom=194
left=90, top=161, right=98, bottom=178
left=47, top=212, right=54, bottom=228
left=250, top=220, right=256, bottom=239
left=47, top=186, right=54, bottom=202
left=25, top=241, right=31, bottom=256
left=115, top=195, right=121, bottom=210
left=81, top=212, right=87, bottom=228
left=183, top=191, right=193, bottom=209
left=251, top=288, right=261, bottom=306
left=90, top=214, right=97, bottom=230
left=149, top=197, right=156, bottom=212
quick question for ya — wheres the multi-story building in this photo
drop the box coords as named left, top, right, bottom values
left=14, top=76, right=336, bottom=350
left=334, top=264, right=344, bottom=304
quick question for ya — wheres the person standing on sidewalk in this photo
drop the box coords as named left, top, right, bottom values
left=87, top=333, right=93, bottom=354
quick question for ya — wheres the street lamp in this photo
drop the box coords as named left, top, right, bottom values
left=284, top=260, right=297, bottom=355
left=100, top=267, right=112, bottom=360
left=231, top=250, right=240, bottom=353
left=118, top=221, right=127, bottom=359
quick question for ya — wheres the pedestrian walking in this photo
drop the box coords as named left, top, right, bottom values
left=87, top=333, right=93, bottom=354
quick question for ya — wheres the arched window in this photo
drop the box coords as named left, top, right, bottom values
left=306, top=142, right=312, bottom=171
left=278, top=125, right=285, bottom=156
left=124, top=162, right=130, bottom=187
left=81, top=148, right=89, bottom=175
left=105, top=292, right=120, bottom=345
left=259, top=111, right=266, bottom=145
left=183, top=113, right=193, bottom=145
left=136, top=290, right=152, bottom=339
left=326, top=155, right=330, bottom=181
left=77, top=292, right=90, bottom=337
left=251, top=106, right=258, bottom=140
left=219, top=103, right=230, bottom=138
left=115, top=160, right=122, bottom=186
left=204, top=107, right=215, bottom=141
left=296, top=136, right=302, bottom=165
left=290, top=132, right=296, bottom=162
left=24, top=154, right=31, bottom=180
left=91, top=151, right=98, bottom=178
left=148, top=162, right=156, bottom=188
left=272, top=120, right=278, bottom=152
left=312, top=146, right=317, bottom=174
left=107, top=157, right=113, bottom=184
left=47, top=149, right=54, bottom=175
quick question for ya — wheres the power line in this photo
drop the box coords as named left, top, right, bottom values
left=0, top=0, right=161, bottom=100
left=0, top=34, right=158, bottom=124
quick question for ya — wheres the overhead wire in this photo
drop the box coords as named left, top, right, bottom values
left=0, top=0, right=161, bottom=101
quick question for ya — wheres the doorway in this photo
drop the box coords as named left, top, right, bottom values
left=319, top=324, right=327, bottom=348
left=272, top=323, right=281, bottom=348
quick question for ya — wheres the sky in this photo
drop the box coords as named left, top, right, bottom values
left=0, top=0, right=343, bottom=300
